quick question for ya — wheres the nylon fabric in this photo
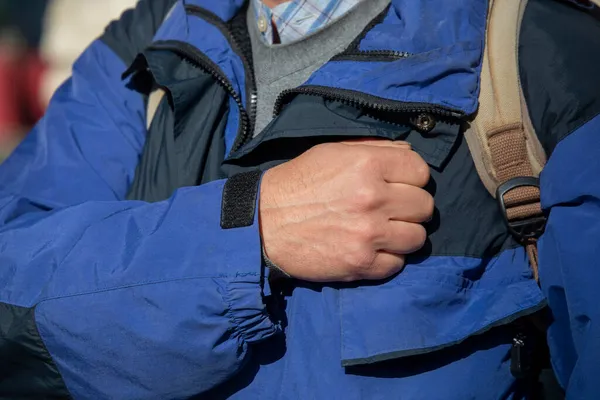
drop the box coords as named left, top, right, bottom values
left=0, top=40, right=145, bottom=207
left=154, top=0, right=488, bottom=124
left=213, top=253, right=543, bottom=400
left=339, top=248, right=545, bottom=365
left=0, top=23, right=276, bottom=398
left=154, top=1, right=248, bottom=117
left=101, top=0, right=178, bottom=66
left=520, top=0, right=600, bottom=156
left=0, top=0, right=598, bottom=398
left=0, top=303, right=71, bottom=398
left=152, top=2, right=245, bottom=154
left=538, top=113, right=600, bottom=398
left=126, top=49, right=230, bottom=202
left=1, top=178, right=277, bottom=399
left=302, top=0, right=487, bottom=115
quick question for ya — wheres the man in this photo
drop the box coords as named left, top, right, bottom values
left=0, top=0, right=599, bottom=398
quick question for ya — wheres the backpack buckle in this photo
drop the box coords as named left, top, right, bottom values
left=496, top=177, right=547, bottom=242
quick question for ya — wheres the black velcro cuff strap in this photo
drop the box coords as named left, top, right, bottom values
left=221, top=170, right=263, bottom=229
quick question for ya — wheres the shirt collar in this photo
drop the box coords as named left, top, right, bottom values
left=252, top=0, right=363, bottom=46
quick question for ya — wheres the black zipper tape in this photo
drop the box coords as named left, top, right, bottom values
left=156, top=4, right=464, bottom=155
left=147, top=40, right=251, bottom=148
left=331, top=4, right=412, bottom=62
left=332, top=51, right=412, bottom=63
left=273, top=85, right=464, bottom=135
left=185, top=4, right=257, bottom=153
left=274, top=86, right=463, bottom=118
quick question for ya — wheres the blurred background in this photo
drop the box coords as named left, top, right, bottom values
left=0, top=0, right=137, bottom=162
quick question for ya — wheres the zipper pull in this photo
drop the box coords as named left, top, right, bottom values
left=511, top=332, right=534, bottom=379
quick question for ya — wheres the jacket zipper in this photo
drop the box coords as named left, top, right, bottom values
left=273, top=85, right=464, bottom=132
left=184, top=4, right=258, bottom=153
left=163, top=5, right=458, bottom=149
left=332, top=3, right=404, bottom=63
left=331, top=50, right=411, bottom=62
left=148, top=40, right=252, bottom=146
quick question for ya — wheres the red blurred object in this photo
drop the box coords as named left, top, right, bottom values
left=22, top=51, right=46, bottom=122
left=0, top=41, right=46, bottom=157
left=0, top=45, right=22, bottom=139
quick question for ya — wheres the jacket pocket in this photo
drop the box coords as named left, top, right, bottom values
left=339, top=247, right=546, bottom=366
left=224, top=94, right=461, bottom=172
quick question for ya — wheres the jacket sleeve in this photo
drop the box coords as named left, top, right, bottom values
left=0, top=6, right=277, bottom=400
left=538, top=112, right=600, bottom=398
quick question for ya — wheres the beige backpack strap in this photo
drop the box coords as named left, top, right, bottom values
left=146, top=88, right=167, bottom=130
left=464, top=0, right=547, bottom=279
left=143, top=3, right=176, bottom=131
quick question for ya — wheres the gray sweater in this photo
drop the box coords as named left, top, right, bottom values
left=247, top=0, right=391, bottom=136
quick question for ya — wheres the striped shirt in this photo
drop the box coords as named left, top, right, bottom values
left=252, top=0, right=363, bottom=45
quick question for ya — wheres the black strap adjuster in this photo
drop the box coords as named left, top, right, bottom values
left=496, top=177, right=546, bottom=242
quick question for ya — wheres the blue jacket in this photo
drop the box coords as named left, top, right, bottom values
left=1, top=0, right=599, bottom=398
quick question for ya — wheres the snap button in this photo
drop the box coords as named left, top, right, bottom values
left=414, top=113, right=437, bottom=133
left=258, top=15, right=269, bottom=33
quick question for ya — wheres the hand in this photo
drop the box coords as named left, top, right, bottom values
left=259, top=139, right=433, bottom=282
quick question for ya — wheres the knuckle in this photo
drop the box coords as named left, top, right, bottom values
left=354, top=151, right=379, bottom=175
left=345, top=246, right=375, bottom=275
left=356, top=218, right=380, bottom=243
left=408, top=152, right=430, bottom=186
left=352, top=186, right=380, bottom=211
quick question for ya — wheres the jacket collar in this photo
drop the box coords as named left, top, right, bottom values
left=149, top=0, right=488, bottom=118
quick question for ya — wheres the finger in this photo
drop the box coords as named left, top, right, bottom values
left=360, top=251, right=406, bottom=280
left=383, top=184, right=434, bottom=223
left=377, top=220, right=427, bottom=254
left=374, top=147, right=430, bottom=187
left=342, top=139, right=411, bottom=149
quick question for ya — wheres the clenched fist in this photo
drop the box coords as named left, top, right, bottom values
left=259, top=139, right=433, bottom=282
